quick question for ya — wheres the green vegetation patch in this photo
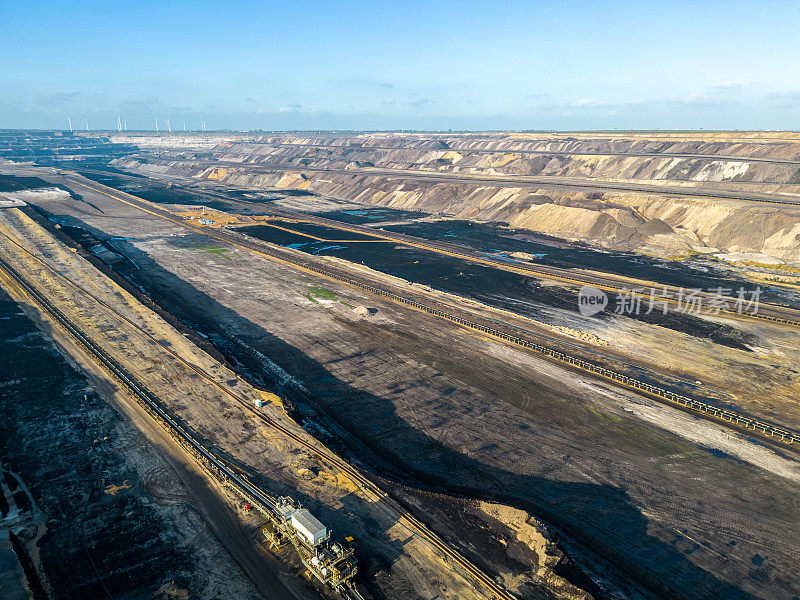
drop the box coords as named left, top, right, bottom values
left=306, top=285, right=336, bottom=303
left=192, top=244, right=232, bottom=260
left=588, top=407, right=623, bottom=424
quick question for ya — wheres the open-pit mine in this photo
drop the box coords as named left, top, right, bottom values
left=2, top=129, right=800, bottom=600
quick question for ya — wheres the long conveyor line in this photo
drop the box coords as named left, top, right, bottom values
left=0, top=253, right=279, bottom=533
left=0, top=217, right=520, bottom=600
left=253, top=207, right=800, bottom=330
left=0, top=249, right=357, bottom=600
left=227, top=231, right=800, bottom=445
left=76, top=170, right=800, bottom=329
left=58, top=177, right=800, bottom=446
left=157, top=158, right=800, bottom=207
left=164, top=178, right=800, bottom=329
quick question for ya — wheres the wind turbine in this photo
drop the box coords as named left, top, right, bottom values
left=155, top=117, right=159, bottom=132
left=124, top=119, right=127, bottom=131
left=117, top=116, right=122, bottom=132
left=85, top=118, right=89, bottom=131
left=167, top=118, right=171, bottom=133
left=67, top=116, right=72, bottom=132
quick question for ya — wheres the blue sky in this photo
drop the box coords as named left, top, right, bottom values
left=1, top=0, right=799, bottom=130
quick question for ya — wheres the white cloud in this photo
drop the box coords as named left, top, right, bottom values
left=573, top=98, right=607, bottom=108
left=278, top=103, right=303, bottom=113
left=684, top=92, right=711, bottom=104
left=404, top=97, right=433, bottom=109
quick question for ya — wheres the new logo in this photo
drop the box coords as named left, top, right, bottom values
left=578, top=285, right=608, bottom=316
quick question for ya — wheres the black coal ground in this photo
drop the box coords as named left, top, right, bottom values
left=237, top=224, right=758, bottom=352
left=0, top=289, right=242, bottom=599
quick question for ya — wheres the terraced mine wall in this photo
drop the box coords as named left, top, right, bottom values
left=112, top=132, right=800, bottom=264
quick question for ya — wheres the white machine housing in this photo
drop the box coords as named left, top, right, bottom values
left=291, top=508, right=328, bottom=546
